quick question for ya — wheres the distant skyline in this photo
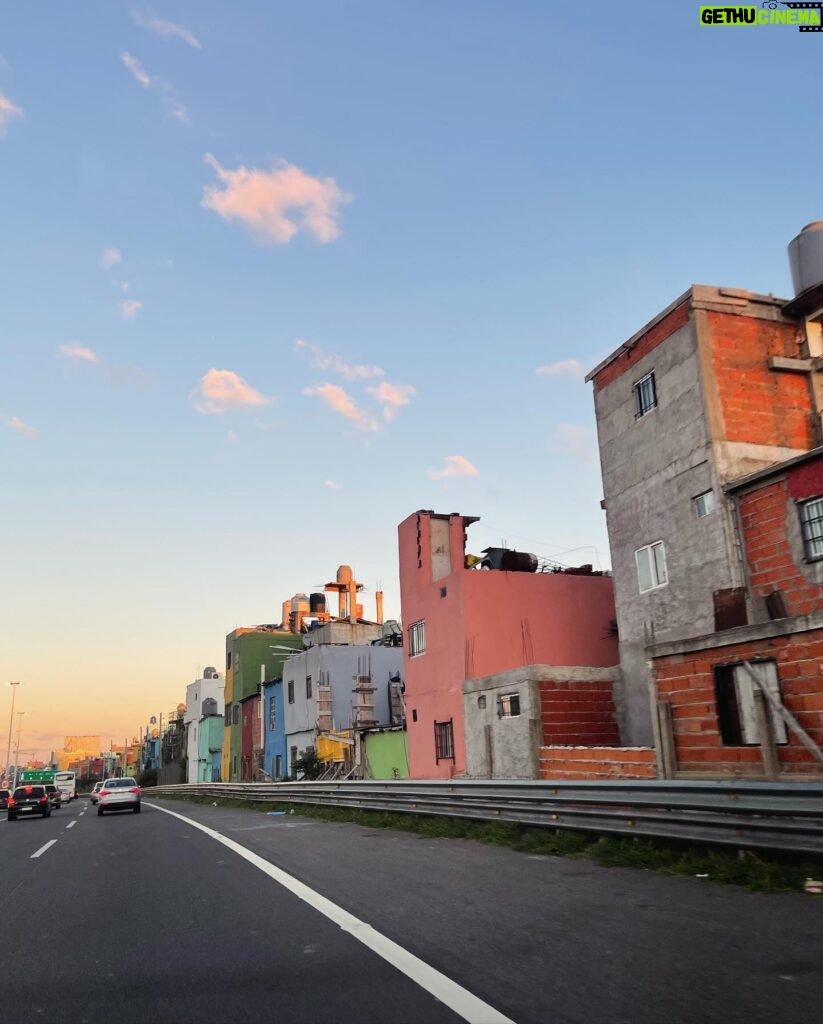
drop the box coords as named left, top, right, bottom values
left=1, top=1, right=818, bottom=757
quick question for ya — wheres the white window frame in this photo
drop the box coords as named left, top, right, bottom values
left=409, top=620, right=426, bottom=658
left=633, top=371, right=657, bottom=418
left=693, top=490, right=716, bottom=518
left=635, top=541, right=668, bottom=593
left=497, top=693, right=521, bottom=718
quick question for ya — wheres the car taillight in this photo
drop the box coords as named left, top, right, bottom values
left=7, top=798, right=15, bottom=807
left=129, top=788, right=140, bottom=794
left=39, top=795, right=47, bottom=803
left=100, top=790, right=110, bottom=796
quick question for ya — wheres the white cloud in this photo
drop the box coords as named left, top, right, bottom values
left=303, top=383, right=378, bottom=432
left=0, top=91, right=23, bottom=139
left=192, top=368, right=272, bottom=416
left=325, top=480, right=341, bottom=490
left=99, top=246, right=122, bottom=270
left=4, top=415, right=37, bottom=439
left=535, top=358, right=584, bottom=379
left=552, top=423, right=596, bottom=464
left=120, top=51, right=151, bottom=88
left=202, top=154, right=351, bottom=245
left=427, top=455, right=479, bottom=480
left=366, top=380, right=415, bottom=421
left=132, top=11, right=202, bottom=49
left=120, top=51, right=188, bottom=122
left=120, top=300, right=143, bottom=320
left=58, top=343, right=98, bottom=364
left=227, top=430, right=238, bottom=443
left=295, top=339, right=383, bottom=380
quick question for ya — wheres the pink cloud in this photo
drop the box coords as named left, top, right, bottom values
left=193, top=368, right=272, bottom=416
left=295, top=339, right=383, bottom=380
left=552, top=423, right=596, bottom=463
left=303, top=383, right=377, bottom=432
left=366, top=380, right=415, bottom=421
left=325, top=480, right=341, bottom=490
left=58, top=343, right=98, bottom=364
left=5, top=415, right=37, bottom=439
left=535, top=358, right=584, bottom=379
left=427, top=455, right=479, bottom=480
left=132, top=12, right=201, bottom=49
left=120, top=300, right=143, bottom=320
left=202, top=154, right=351, bottom=245
left=99, top=246, right=122, bottom=269
left=0, top=91, right=22, bottom=139
left=120, top=51, right=151, bottom=88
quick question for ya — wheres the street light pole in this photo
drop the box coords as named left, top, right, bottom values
left=4, top=681, right=21, bottom=779
left=12, top=711, right=25, bottom=788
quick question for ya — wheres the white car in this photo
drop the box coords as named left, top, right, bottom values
left=97, top=778, right=141, bottom=815
left=89, top=782, right=103, bottom=805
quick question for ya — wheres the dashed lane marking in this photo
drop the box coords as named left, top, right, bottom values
left=147, top=802, right=516, bottom=1024
left=66, top=821, right=76, bottom=830
left=31, top=840, right=57, bottom=859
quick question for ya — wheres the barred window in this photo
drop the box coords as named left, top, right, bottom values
left=288, top=680, right=294, bottom=704
left=409, top=620, right=426, bottom=657
left=434, top=719, right=455, bottom=763
left=269, top=695, right=277, bottom=730
left=498, top=693, right=521, bottom=718
left=633, top=371, right=657, bottom=418
left=799, top=497, right=823, bottom=561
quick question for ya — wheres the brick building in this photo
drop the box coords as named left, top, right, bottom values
left=398, top=510, right=624, bottom=779
left=587, top=222, right=823, bottom=778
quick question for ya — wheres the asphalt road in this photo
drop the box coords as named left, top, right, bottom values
left=0, top=796, right=821, bottom=1024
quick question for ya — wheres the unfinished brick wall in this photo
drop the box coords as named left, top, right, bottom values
left=655, top=630, right=823, bottom=776
left=539, top=746, right=656, bottom=780
left=739, top=478, right=823, bottom=618
left=706, top=311, right=813, bottom=449
left=539, top=680, right=620, bottom=747
left=593, top=301, right=689, bottom=391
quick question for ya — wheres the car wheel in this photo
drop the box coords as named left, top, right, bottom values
left=43, top=809, right=50, bottom=818
left=97, top=806, right=103, bottom=816
left=133, top=804, right=141, bottom=814
left=8, top=813, right=17, bottom=821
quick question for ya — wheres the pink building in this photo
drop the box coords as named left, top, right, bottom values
left=399, top=510, right=621, bottom=779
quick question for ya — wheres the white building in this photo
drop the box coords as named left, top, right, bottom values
left=184, top=667, right=225, bottom=783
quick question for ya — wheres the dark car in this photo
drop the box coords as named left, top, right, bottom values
left=43, top=783, right=62, bottom=809
left=7, top=785, right=51, bottom=820
left=0, top=789, right=10, bottom=810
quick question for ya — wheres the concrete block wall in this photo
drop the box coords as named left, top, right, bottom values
left=539, top=680, right=620, bottom=747
left=539, top=746, right=656, bottom=780
left=654, top=629, right=823, bottom=776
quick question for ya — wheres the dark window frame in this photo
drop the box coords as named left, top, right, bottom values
left=713, top=659, right=788, bottom=747
left=306, top=675, right=312, bottom=699
left=287, top=680, right=295, bottom=704
left=633, top=371, right=657, bottom=418
left=434, top=718, right=455, bottom=763
left=798, top=496, right=823, bottom=562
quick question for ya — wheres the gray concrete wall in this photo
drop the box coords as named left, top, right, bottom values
left=303, top=621, right=383, bottom=646
left=462, top=669, right=542, bottom=779
left=593, top=312, right=735, bottom=745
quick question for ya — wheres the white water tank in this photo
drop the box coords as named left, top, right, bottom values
left=788, top=221, right=823, bottom=296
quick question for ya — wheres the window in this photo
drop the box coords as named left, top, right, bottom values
left=633, top=371, right=657, bottom=417
left=257, top=700, right=262, bottom=720
left=275, top=754, right=282, bottom=778
left=224, top=703, right=231, bottom=722
left=269, top=696, right=277, bottom=731
left=434, top=719, right=455, bottom=763
left=233, top=755, right=238, bottom=776
left=694, top=490, right=716, bottom=518
left=799, top=497, right=823, bottom=561
left=287, top=681, right=294, bottom=704
left=498, top=693, right=521, bottom=718
left=306, top=675, right=312, bottom=699
left=714, top=660, right=787, bottom=746
left=290, top=746, right=298, bottom=770
left=232, top=705, right=239, bottom=725
left=226, top=651, right=232, bottom=670
left=409, top=620, right=426, bottom=657
left=635, top=541, right=667, bottom=593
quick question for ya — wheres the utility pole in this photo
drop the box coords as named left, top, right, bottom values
left=12, top=711, right=25, bottom=788
left=4, top=681, right=21, bottom=780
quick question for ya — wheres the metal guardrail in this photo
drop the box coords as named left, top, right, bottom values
left=147, top=779, right=823, bottom=855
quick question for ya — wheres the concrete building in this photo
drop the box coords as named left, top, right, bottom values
left=196, top=708, right=224, bottom=782
left=587, top=222, right=823, bottom=776
left=282, top=643, right=404, bottom=776
left=398, top=510, right=621, bottom=780
left=263, top=679, right=287, bottom=780
left=183, top=668, right=225, bottom=784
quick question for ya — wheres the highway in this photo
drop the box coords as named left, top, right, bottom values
left=0, top=797, right=820, bottom=1024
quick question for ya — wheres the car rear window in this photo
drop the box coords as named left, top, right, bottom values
left=13, top=786, right=44, bottom=798
left=106, top=779, right=137, bottom=788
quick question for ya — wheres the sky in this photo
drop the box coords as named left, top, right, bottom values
left=1, top=1, right=819, bottom=762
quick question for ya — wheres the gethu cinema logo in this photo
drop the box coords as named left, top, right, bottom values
left=700, top=3, right=822, bottom=25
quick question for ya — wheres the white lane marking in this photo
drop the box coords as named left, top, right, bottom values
left=66, top=821, right=76, bottom=830
left=147, top=803, right=515, bottom=1024
left=31, top=839, right=57, bottom=859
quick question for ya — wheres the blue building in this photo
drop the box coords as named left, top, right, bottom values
left=263, top=680, right=287, bottom=780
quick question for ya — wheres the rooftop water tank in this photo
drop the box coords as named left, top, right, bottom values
left=310, top=592, right=326, bottom=613
left=788, top=221, right=823, bottom=296
left=336, top=564, right=353, bottom=584
left=202, top=698, right=218, bottom=717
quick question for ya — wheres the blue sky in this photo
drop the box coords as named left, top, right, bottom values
left=0, top=1, right=818, bottom=757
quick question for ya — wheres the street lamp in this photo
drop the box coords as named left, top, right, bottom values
left=4, top=681, right=21, bottom=781
left=12, top=711, right=25, bottom=789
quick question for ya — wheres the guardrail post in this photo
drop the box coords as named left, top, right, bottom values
left=752, top=688, right=780, bottom=781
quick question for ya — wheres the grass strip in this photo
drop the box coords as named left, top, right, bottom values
left=150, top=791, right=823, bottom=894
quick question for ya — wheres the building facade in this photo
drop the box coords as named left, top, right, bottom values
left=184, top=668, right=225, bottom=784
left=263, top=680, right=287, bottom=780
left=197, top=711, right=224, bottom=782
left=398, top=510, right=620, bottom=779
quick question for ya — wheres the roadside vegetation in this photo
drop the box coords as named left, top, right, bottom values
left=151, top=792, right=823, bottom=894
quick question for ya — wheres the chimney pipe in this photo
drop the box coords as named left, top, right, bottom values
left=376, top=590, right=384, bottom=624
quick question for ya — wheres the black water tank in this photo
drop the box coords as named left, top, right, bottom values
left=481, top=548, right=538, bottom=573
left=310, top=592, right=326, bottom=613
